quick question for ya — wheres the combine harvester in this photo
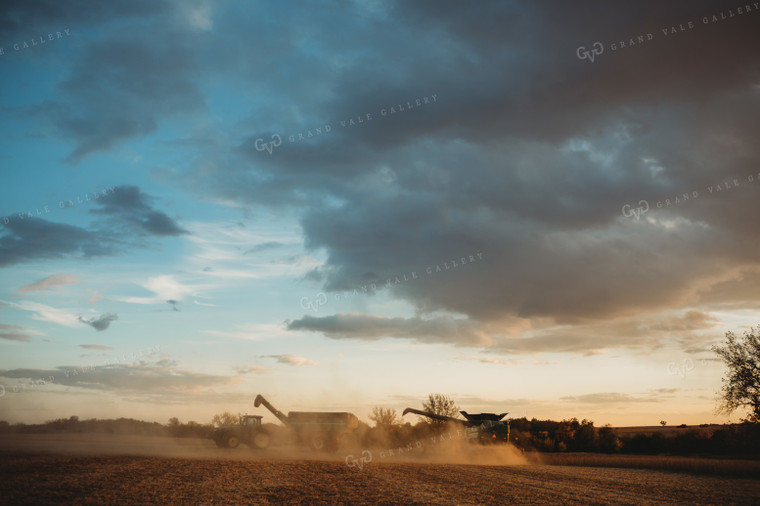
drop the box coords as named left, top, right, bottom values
left=254, top=394, right=359, bottom=451
left=402, top=407, right=510, bottom=444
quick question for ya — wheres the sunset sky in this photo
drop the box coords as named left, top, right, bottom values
left=1, top=0, right=759, bottom=427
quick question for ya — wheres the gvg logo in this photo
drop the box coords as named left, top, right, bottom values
left=254, top=134, right=282, bottom=155
left=345, top=450, right=373, bottom=470
left=667, top=358, right=694, bottom=378
left=622, top=200, right=649, bottom=220
left=576, top=42, right=604, bottom=63
left=300, top=292, right=327, bottom=313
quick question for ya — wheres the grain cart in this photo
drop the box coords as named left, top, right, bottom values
left=254, top=394, right=358, bottom=451
left=402, top=407, right=510, bottom=444
left=210, top=414, right=271, bottom=450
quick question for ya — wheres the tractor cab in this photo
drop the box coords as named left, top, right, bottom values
left=242, top=415, right=263, bottom=427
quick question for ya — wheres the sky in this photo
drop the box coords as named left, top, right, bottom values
left=0, top=0, right=759, bottom=427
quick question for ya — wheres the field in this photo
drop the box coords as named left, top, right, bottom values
left=1, top=434, right=759, bottom=504
left=610, top=424, right=721, bottom=438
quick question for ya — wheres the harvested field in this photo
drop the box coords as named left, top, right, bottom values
left=1, top=435, right=759, bottom=504
left=533, top=452, right=760, bottom=478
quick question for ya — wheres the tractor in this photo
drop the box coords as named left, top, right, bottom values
left=210, top=414, right=271, bottom=450
left=254, top=394, right=359, bottom=452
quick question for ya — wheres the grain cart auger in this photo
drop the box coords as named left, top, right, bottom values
left=402, top=407, right=510, bottom=444
left=209, top=414, right=271, bottom=450
left=254, top=394, right=359, bottom=452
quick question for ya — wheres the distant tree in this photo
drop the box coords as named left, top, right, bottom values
left=212, top=412, right=240, bottom=427
left=421, top=393, right=460, bottom=425
left=368, top=407, right=398, bottom=427
left=713, top=327, right=760, bottom=423
left=573, top=420, right=596, bottom=451
left=660, top=420, right=667, bottom=426
left=598, top=425, right=621, bottom=453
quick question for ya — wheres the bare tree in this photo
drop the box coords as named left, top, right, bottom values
left=212, top=411, right=240, bottom=427
left=660, top=420, right=667, bottom=426
left=712, top=327, right=760, bottom=423
left=421, top=393, right=460, bottom=424
left=369, top=407, right=398, bottom=427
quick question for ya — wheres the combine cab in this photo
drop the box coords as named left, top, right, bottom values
left=254, top=394, right=358, bottom=451
left=402, top=407, right=510, bottom=444
left=210, top=414, right=270, bottom=450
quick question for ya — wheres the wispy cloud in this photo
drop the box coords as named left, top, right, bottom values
left=205, top=323, right=288, bottom=341
left=2, top=300, right=81, bottom=328
left=0, top=324, right=45, bottom=342
left=267, top=354, right=318, bottom=366
left=79, top=344, right=114, bottom=350
left=17, top=274, right=80, bottom=293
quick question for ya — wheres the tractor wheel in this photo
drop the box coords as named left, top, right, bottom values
left=250, top=430, right=271, bottom=450
left=226, top=435, right=240, bottom=448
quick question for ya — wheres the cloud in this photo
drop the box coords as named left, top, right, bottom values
left=4, top=0, right=758, bottom=360
left=205, top=323, right=286, bottom=341
left=0, top=359, right=239, bottom=393
left=78, top=313, right=118, bottom=331
left=287, top=313, right=494, bottom=347
left=90, top=185, right=187, bottom=236
left=287, top=310, right=723, bottom=357
left=0, top=186, right=186, bottom=269
left=2, top=300, right=81, bottom=327
left=244, top=241, right=284, bottom=254
left=0, top=324, right=43, bottom=342
left=161, top=0, right=760, bottom=357
left=17, top=274, right=80, bottom=293
left=79, top=344, right=114, bottom=350
left=267, top=354, right=318, bottom=366
left=0, top=219, right=117, bottom=268
left=560, top=391, right=676, bottom=404
left=234, top=365, right=267, bottom=375
left=118, top=275, right=198, bottom=306
left=31, top=22, right=204, bottom=164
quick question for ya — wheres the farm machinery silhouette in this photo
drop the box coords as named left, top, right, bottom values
left=402, top=407, right=511, bottom=444
left=211, top=394, right=359, bottom=452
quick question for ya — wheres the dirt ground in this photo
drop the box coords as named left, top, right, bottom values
left=1, top=434, right=759, bottom=505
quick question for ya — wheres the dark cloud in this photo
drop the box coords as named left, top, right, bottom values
left=9, top=1, right=204, bottom=164
left=288, top=311, right=722, bottom=356
left=0, top=186, right=186, bottom=269
left=5, top=1, right=756, bottom=357
left=215, top=1, right=753, bottom=338
left=0, top=0, right=169, bottom=39
left=90, top=185, right=187, bottom=237
left=78, top=313, right=118, bottom=331
left=0, top=324, right=34, bottom=342
left=287, top=314, right=492, bottom=347
left=0, top=218, right=117, bottom=267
